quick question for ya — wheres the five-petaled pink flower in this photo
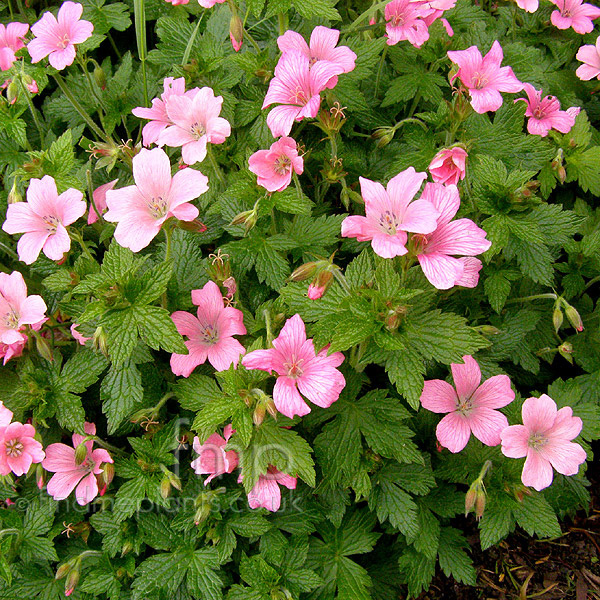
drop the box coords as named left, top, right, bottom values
left=28, top=2, right=93, bottom=71
left=414, top=183, right=491, bottom=289
left=0, top=420, right=45, bottom=477
left=170, top=280, right=246, bottom=376
left=516, top=83, right=577, bottom=137
left=191, top=424, right=238, bottom=484
left=515, top=0, right=538, bottom=12
left=104, top=148, right=208, bottom=252
left=420, top=355, right=514, bottom=453
left=0, top=271, right=47, bottom=346
left=242, top=466, right=297, bottom=512
left=341, top=167, right=439, bottom=259
left=262, top=50, right=345, bottom=138
left=447, top=41, right=523, bottom=114
left=576, top=36, right=600, bottom=81
left=0, top=22, right=29, bottom=71
left=550, top=0, right=600, bottom=34
left=428, top=146, right=467, bottom=186
left=248, top=137, right=304, bottom=192
left=3, top=175, right=86, bottom=265
left=88, top=179, right=117, bottom=224
left=501, top=394, right=587, bottom=491
left=157, top=86, right=231, bottom=165
left=277, top=26, right=356, bottom=89
left=242, top=314, right=345, bottom=419
left=385, top=0, right=432, bottom=48
left=43, top=422, right=113, bottom=505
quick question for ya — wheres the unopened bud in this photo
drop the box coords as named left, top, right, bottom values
left=473, top=325, right=501, bottom=336
left=160, top=475, right=171, bottom=500
left=553, top=307, right=564, bottom=333
left=229, top=14, right=243, bottom=52
left=308, top=270, right=333, bottom=300
left=178, top=218, right=207, bottom=233
left=231, top=209, right=257, bottom=233
left=55, top=562, right=73, bottom=580
left=93, top=65, right=106, bottom=90
left=253, top=403, right=266, bottom=426
left=557, top=166, right=566, bottom=183
left=36, top=464, right=45, bottom=489
left=74, top=442, right=88, bottom=466
left=6, top=81, right=17, bottom=104
left=35, top=334, right=53, bottom=362
left=564, top=304, right=583, bottom=332
left=371, top=126, right=396, bottom=148
left=558, top=341, right=574, bottom=363
left=465, top=488, right=477, bottom=516
left=101, top=462, right=114, bottom=487
left=290, top=262, right=318, bottom=282
left=64, top=566, right=80, bottom=597
left=120, top=541, right=134, bottom=556
left=474, top=489, right=486, bottom=520
left=92, top=326, right=108, bottom=357
left=194, top=502, right=211, bottom=525
left=8, top=181, right=22, bottom=204
left=266, top=399, right=278, bottom=419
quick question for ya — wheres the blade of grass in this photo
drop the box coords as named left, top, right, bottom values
left=133, top=0, right=148, bottom=107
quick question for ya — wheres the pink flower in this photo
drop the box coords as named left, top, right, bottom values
left=104, top=148, right=208, bottom=252
left=277, top=26, right=356, bottom=88
left=132, top=77, right=191, bottom=147
left=0, top=22, right=29, bottom=71
left=501, top=394, right=587, bottom=491
left=262, top=50, right=345, bottom=137
left=0, top=402, right=12, bottom=426
left=0, top=271, right=47, bottom=346
left=165, top=0, right=189, bottom=4
left=191, top=424, right=238, bottom=484
left=385, top=0, right=432, bottom=48
left=420, top=355, right=514, bottom=453
left=307, top=283, right=325, bottom=299
left=0, top=337, right=27, bottom=365
left=428, top=146, right=467, bottom=185
left=515, top=0, right=538, bottom=11
left=87, top=179, right=117, bottom=224
left=447, top=41, right=523, bottom=114
left=2, top=175, right=86, bottom=265
left=198, top=0, right=226, bottom=7
left=0, top=422, right=45, bottom=476
left=576, top=36, right=600, bottom=80
left=230, top=31, right=242, bottom=53
left=170, top=281, right=246, bottom=375
left=516, top=83, right=577, bottom=137
left=248, top=137, right=304, bottom=192
left=341, top=167, right=439, bottom=259
left=70, top=323, right=89, bottom=346
left=28, top=2, right=93, bottom=70
left=418, top=0, right=456, bottom=34
left=242, top=314, right=345, bottom=419
left=42, top=422, right=113, bottom=506
left=157, top=87, right=231, bottom=165
left=550, top=0, right=600, bottom=34
left=414, top=183, right=490, bottom=289
left=243, top=466, right=297, bottom=512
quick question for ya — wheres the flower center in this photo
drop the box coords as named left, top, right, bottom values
left=471, top=72, right=488, bottom=90
left=391, top=14, right=406, bottom=26
left=283, top=354, right=305, bottom=378
left=43, top=215, right=59, bottom=233
left=309, top=56, right=318, bottom=66
left=273, top=155, right=292, bottom=175
left=290, top=86, right=308, bottom=106
left=528, top=433, right=548, bottom=450
left=190, top=122, right=207, bottom=140
left=199, top=324, right=219, bottom=345
left=456, top=396, right=473, bottom=416
left=3, top=308, right=19, bottom=329
left=57, top=34, right=70, bottom=49
left=411, top=233, right=429, bottom=253
left=5, top=439, right=23, bottom=458
left=378, top=210, right=400, bottom=235
left=561, top=7, right=571, bottom=16
left=147, top=196, right=168, bottom=219
left=532, top=106, right=545, bottom=119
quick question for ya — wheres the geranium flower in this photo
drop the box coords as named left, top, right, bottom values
left=242, top=466, right=297, bottom=512
left=428, top=146, right=467, bottom=185
left=0, top=422, right=45, bottom=476
left=501, top=394, right=587, bottom=491
left=414, top=183, right=491, bottom=289
left=0, top=402, right=12, bottom=426
left=0, top=338, right=27, bottom=365
left=248, top=137, right=304, bottom=192
left=516, top=83, right=577, bottom=137
left=262, top=50, right=345, bottom=137
left=104, top=148, right=208, bottom=252
left=3, top=176, right=86, bottom=265
left=447, top=41, right=523, bottom=113
left=191, top=424, right=238, bottom=484
left=158, top=86, right=231, bottom=165
left=87, top=179, right=117, bottom=224
left=0, top=271, right=47, bottom=346
left=242, top=314, right=345, bottom=419
left=70, top=323, right=90, bottom=346
left=277, top=26, right=356, bottom=88
left=170, top=281, right=246, bottom=375
left=28, top=2, right=94, bottom=70
left=341, top=167, right=439, bottom=259
left=385, top=0, right=432, bottom=48
left=420, top=355, right=514, bottom=452
left=0, top=22, right=29, bottom=71
left=576, top=36, right=600, bottom=80
left=199, top=0, right=226, bottom=6
left=43, top=422, right=113, bottom=505
left=515, top=0, right=538, bottom=12
left=550, top=0, right=600, bottom=34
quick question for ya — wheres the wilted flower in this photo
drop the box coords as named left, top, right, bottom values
left=428, top=147, right=467, bottom=185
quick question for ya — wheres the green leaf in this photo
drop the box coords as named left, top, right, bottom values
left=512, top=493, right=562, bottom=539
left=398, top=548, right=436, bottom=598
left=479, top=494, right=514, bottom=550
left=60, top=349, right=109, bottom=393
left=135, top=260, right=173, bottom=305
left=291, top=0, right=340, bottom=20
left=437, top=527, right=476, bottom=585
left=134, top=305, right=188, bottom=354
left=54, top=391, right=86, bottom=433
left=385, top=348, right=425, bottom=410
left=101, top=360, right=144, bottom=433
left=102, top=309, right=138, bottom=366
left=272, top=187, right=314, bottom=215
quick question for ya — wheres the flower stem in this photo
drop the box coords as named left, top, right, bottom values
left=277, top=12, right=288, bottom=36
left=506, top=293, right=558, bottom=305
left=343, top=0, right=390, bottom=33
left=133, top=0, right=149, bottom=107
left=333, top=268, right=351, bottom=296
left=18, top=71, right=45, bottom=143
left=164, top=225, right=173, bottom=263
left=263, top=309, right=274, bottom=345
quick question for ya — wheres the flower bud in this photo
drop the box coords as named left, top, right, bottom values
left=101, top=462, right=114, bottom=487
left=473, top=325, right=501, bottom=336
left=194, top=501, right=212, bottom=525
left=253, top=403, right=266, bottom=426
left=289, top=262, right=318, bottom=282
left=36, top=464, right=45, bottom=489
left=6, top=81, right=18, bottom=104
left=553, top=307, right=564, bottom=333
left=160, top=475, right=171, bottom=500
left=266, top=399, right=278, bottom=419
left=93, top=65, right=106, bottom=90
left=55, top=562, right=73, bottom=580
left=231, top=209, right=257, bottom=233
left=92, top=327, right=108, bottom=357
left=371, top=126, right=396, bottom=148
left=558, top=341, right=574, bottom=363
left=64, top=566, right=80, bottom=597
left=26, top=79, right=38, bottom=94
left=229, top=14, right=243, bottom=52
left=564, top=304, right=583, bottom=332
left=74, top=442, right=88, bottom=466
left=557, top=166, right=566, bottom=183
left=35, top=333, right=53, bottom=362
left=178, top=218, right=207, bottom=233
left=8, top=181, right=22, bottom=204
left=223, top=276, right=236, bottom=299
left=307, top=269, right=333, bottom=300
left=474, top=489, right=486, bottom=520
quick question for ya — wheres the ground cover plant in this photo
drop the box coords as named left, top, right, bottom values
left=0, top=0, right=599, bottom=597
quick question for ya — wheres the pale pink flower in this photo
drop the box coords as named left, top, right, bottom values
left=132, top=77, right=191, bottom=147
left=0, top=337, right=27, bottom=365
left=550, top=0, right=600, bottom=34
left=242, top=314, right=345, bottom=419
left=501, top=394, right=587, bottom=491
left=28, top=2, right=93, bottom=70
left=0, top=22, right=29, bottom=71
left=414, top=183, right=490, bottom=289
left=385, top=0, right=432, bottom=48
left=420, top=355, right=514, bottom=453
left=170, top=281, right=246, bottom=376
left=158, top=87, right=231, bottom=165
left=198, top=0, right=226, bottom=7
left=0, top=422, right=45, bottom=476
left=248, top=137, right=304, bottom=192
left=516, top=83, right=577, bottom=137
left=2, top=175, right=86, bottom=265
left=447, top=41, right=523, bottom=114
left=191, top=424, right=238, bottom=484
left=576, top=36, right=600, bottom=80
left=242, top=466, right=297, bottom=512
left=0, top=402, right=12, bottom=426
left=428, top=146, right=467, bottom=185
left=87, top=179, right=117, bottom=224
left=0, top=271, right=47, bottom=346
left=70, top=323, right=89, bottom=346
left=515, top=0, right=538, bottom=11
left=262, top=50, right=345, bottom=137
left=277, top=26, right=357, bottom=88
left=43, top=422, right=113, bottom=506
left=104, top=148, right=208, bottom=252
left=341, top=167, right=439, bottom=259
